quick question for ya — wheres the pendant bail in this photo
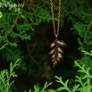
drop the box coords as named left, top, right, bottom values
left=55, top=34, right=58, bottom=39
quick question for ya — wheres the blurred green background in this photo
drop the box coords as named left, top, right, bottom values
left=0, top=0, right=92, bottom=92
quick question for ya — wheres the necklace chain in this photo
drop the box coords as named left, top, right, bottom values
left=50, top=0, right=61, bottom=38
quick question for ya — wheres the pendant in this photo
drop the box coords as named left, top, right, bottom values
left=49, top=39, right=66, bottom=65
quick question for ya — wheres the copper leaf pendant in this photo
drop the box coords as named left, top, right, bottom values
left=49, top=39, right=66, bottom=65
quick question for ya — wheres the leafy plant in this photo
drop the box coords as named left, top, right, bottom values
left=0, top=0, right=92, bottom=92
left=24, top=82, right=52, bottom=92
left=0, top=59, right=20, bottom=92
left=24, top=58, right=92, bottom=92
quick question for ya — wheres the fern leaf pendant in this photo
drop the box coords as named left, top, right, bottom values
left=49, top=39, right=66, bottom=65
left=50, top=0, right=65, bottom=65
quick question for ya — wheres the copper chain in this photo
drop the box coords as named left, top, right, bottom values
left=50, top=0, right=61, bottom=38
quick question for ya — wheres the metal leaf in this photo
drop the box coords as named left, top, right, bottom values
left=49, top=49, right=55, bottom=55
left=50, top=42, right=55, bottom=48
left=57, top=47, right=64, bottom=53
left=51, top=54, right=55, bottom=59
left=58, top=53, right=63, bottom=58
left=56, top=40, right=65, bottom=46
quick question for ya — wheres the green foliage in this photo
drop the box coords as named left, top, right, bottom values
left=0, top=59, right=20, bottom=92
left=0, top=0, right=52, bottom=51
left=0, top=0, right=92, bottom=77
left=24, top=82, right=52, bottom=92
left=24, top=60, right=92, bottom=92
left=0, top=0, right=53, bottom=78
left=73, top=22, right=92, bottom=51
left=24, top=49, right=92, bottom=92
left=0, top=0, right=92, bottom=92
